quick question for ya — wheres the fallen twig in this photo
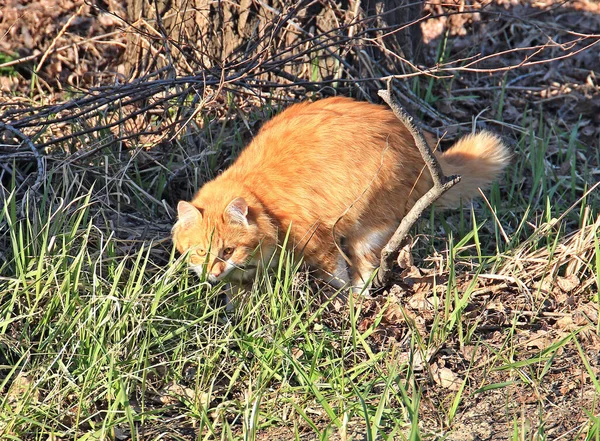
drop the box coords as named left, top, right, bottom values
left=374, top=80, right=461, bottom=288
left=0, top=123, right=45, bottom=191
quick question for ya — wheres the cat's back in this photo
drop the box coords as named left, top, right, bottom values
left=194, top=96, right=425, bottom=239
left=212, top=97, right=423, bottom=221
left=234, top=97, right=405, bottom=168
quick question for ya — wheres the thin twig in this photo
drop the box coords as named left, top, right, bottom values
left=0, top=32, right=123, bottom=70
left=0, top=123, right=44, bottom=191
left=35, top=3, right=86, bottom=75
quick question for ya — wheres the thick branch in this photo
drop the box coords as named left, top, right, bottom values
left=374, top=81, right=461, bottom=288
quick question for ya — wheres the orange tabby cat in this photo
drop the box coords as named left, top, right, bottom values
left=173, top=97, right=510, bottom=293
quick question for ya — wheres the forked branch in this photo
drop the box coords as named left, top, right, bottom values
left=374, top=80, right=461, bottom=288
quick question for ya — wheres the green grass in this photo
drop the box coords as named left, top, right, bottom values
left=0, top=175, right=424, bottom=439
left=0, top=52, right=18, bottom=77
left=1, top=91, right=600, bottom=440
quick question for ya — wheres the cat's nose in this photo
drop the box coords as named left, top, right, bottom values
left=208, top=268, right=222, bottom=283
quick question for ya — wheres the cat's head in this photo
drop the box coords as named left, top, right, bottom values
left=172, top=196, right=276, bottom=284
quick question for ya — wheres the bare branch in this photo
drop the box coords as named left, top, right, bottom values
left=374, top=80, right=461, bottom=288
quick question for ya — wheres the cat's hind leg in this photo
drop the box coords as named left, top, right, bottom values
left=347, top=225, right=396, bottom=295
left=314, top=252, right=351, bottom=291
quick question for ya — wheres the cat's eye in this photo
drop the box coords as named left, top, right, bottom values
left=195, top=249, right=206, bottom=257
left=222, top=247, right=234, bottom=259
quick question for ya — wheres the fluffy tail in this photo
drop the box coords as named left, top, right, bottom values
left=433, top=132, right=511, bottom=208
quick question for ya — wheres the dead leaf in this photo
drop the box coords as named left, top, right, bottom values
left=556, top=314, right=577, bottom=331
left=522, top=330, right=559, bottom=350
left=6, top=373, right=39, bottom=413
left=533, top=276, right=555, bottom=296
left=556, top=274, right=580, bottom=293
left=432, top=364, right=462, bottom=391
left=575, top=302, right=599, bottom=325
left=382, top=301, right=404, bottom=325
left=397, top=242, right=414, bottom=269
left=159, top=382, right=209, bottom=406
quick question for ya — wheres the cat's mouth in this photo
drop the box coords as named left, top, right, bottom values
left=238, top=264, right=258, bottom=278
left=233, top=263, right=258, bottom=283
left=202, top=263, right=259, bottom=285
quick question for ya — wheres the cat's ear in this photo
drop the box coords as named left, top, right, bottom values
left=177, top=201, right=202, bottom=228
left=225, top=197, right=249, bottom=226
